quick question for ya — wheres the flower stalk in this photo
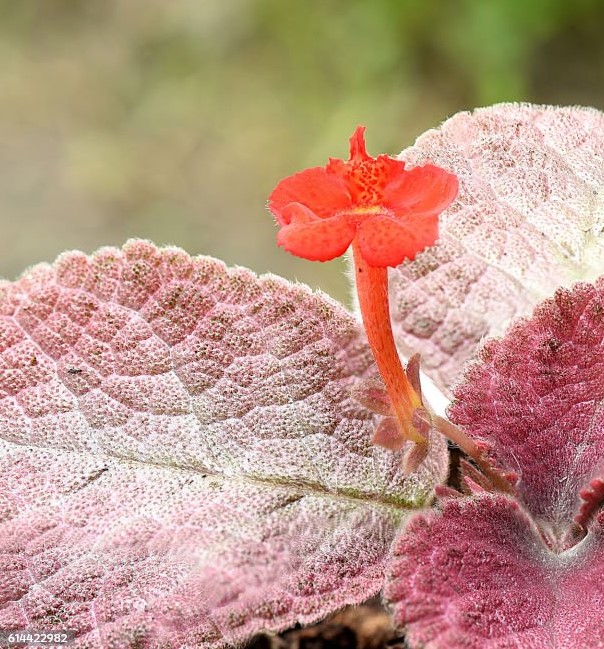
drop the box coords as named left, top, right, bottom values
left=352, top=239, right=425, bottom=446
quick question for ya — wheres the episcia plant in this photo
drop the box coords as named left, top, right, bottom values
left=1, top=103, right=604, bottom=649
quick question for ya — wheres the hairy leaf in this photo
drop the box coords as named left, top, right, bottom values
left=386, top=277, right=604, bottom=648
left=389, top=103, right=604, bottom=394
left=0, top=240, right=448, bottom=647
left=386, top=493, right=604, bottom=649
left=450, top=279, right=604, bottom=530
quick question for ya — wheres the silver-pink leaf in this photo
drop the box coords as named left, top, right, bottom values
left=0, top=240, right=448, bottom=648
left=390, top=103, right=604, bottom=394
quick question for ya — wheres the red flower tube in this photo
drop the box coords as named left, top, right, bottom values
left=268, top=126, right=459, bottom=464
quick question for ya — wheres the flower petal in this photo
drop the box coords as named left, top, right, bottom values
left=348, top=125, right=371, bottom=161
left=327, top=154, right=406, bottom=206
left=276, top=203, right=356, bottom=261
left=356, top=215, right=426, bottom=267
left=268, top=166, right=351, bottom=223
left=403, top=213, right=440, bottom=252
left=383, top=164, right=458, bottom=218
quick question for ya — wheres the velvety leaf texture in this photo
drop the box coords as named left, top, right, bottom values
left=450, top=279, right=604, bottom=530
left=0, top=240, right=448, bottom=647
left=386, top=277, right=604, bottom=648
left=390, top=103, right=604, bottom=394
left=386, top=494, right=604, bottom=649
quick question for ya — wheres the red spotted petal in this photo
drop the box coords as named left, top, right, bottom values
left=276, top=203, right=356, bottom=262
left=327, top=154, right=406, bottom=206
left=269, top=128, right=457, bottom=265
left=268, top=166, right=351, bottom=224
left=400, top=213, right=439, bottom=253
left=356, top=215, right=424, bottom=267
left=383, top=164, right=458, bottom=218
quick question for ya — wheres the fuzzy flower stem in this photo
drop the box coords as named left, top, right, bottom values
left=434, top=415, right=516, bottom=495
left=352, top=239, right=425, bottom=445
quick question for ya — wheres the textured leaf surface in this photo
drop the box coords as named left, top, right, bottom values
left=450, top=279, right=604, bottom=529
left=0, top=240, right=448, bottom=647
left=390, top=103, right=604, bottom=394
left=386, top=494, right=604, bottom=649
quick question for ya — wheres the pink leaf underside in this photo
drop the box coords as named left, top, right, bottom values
left=449, top=279, right=604, bottom=531
left=390, top=103, right=604, bottom=396
left=0, top=240, right=448, bottom=648
left=386, top=493, right=604, bottom=649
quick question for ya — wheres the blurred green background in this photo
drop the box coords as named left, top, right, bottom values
left=1, top=0, right=603, bottom=305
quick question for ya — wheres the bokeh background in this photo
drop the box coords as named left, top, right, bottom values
left=2, top=0, right=603, bottom=305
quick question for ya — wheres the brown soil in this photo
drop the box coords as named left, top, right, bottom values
left=248, top=599, right=408, bottom=649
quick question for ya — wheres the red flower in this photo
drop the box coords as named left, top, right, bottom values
left=268, top=126, right=461, bottom=468
left=268, top=126, right=458, bottom=267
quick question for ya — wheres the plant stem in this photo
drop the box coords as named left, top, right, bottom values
left=352, top=239, right=425, bottom=445
left=434, top=415, right=516, bottom=494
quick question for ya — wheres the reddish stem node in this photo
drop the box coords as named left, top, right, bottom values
left=434, top=415, right=516, bottom=495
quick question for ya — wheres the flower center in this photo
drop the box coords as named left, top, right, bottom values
left=344, top=159, right=392, bottom=205
left=345, top=205, right=385, bottom=219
